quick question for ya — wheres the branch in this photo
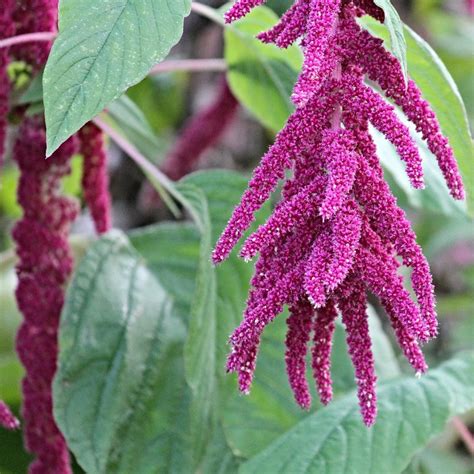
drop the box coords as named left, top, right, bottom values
left=150, top=58, right=226, bottom=75
left=0, top=32, right=56, bottom=49
left=452, top=416, right=474, bottom=455
left=92, top=116, right=182, bottom=217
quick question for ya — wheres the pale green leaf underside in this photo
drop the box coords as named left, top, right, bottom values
left=240, top=352, right=474, bottom=474
left=53, top=231, right=190, bottom=473
left=44, top=0, right=191, bottom=156
left=224, top=6, right=302, bottom=132
left=373, top=0, right=408, bottom=82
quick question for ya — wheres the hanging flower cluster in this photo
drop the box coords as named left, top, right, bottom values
left=214, top=0, right=465, bottom=425
left=13, top=116, right=78, bottom=473
left=0, top=1, right=111, bottom=471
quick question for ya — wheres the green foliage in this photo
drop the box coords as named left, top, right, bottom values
left=53, top=168, right=474, bottom=474
left=43, top=0, right=192, bottom=156
left=53, top=231, right=191, bottom=473
left=224, top=6, right=302, bottom=131
left=240, top=352, right=474, bottom=474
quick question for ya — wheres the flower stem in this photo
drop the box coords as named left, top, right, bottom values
left=150, top=58, right=226, bottom=75
left=0, top=32, right=55, bottom=49
left=93, top=116, right=182, bottom=217
left=190, top=2, right=226, bottom=26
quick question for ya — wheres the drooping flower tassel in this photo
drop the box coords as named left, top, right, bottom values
left=78, top=122, right=112, bottom=234
left=13, top=117, right=77, bottom=474
left=217, top=0, right=463, bottom=426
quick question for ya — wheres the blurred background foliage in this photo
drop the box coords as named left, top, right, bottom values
left=0, top=0, right=472, bottom=472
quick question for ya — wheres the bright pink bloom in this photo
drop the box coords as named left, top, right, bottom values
left=78, top=123, right=112, bottom=234
left=218, top=0, right=464, bottom=425
left=257, top=0, right=310, bottom=48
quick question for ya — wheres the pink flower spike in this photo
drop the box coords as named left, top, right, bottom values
left=224, top=0, right=266, bottom=23
left=257, top=0, right=310, bottom=48
left=338, top=281, right=377, bottom=426
left=0, top=401, right=19, bottom=430
left=356, top=246, right=428, bottom=342
left=324, top=200, right=362, bottom=290
left=355, top=158, right=437, bottom=338
left=213, top=91, right=335, bottom=264
left=385, top=303, right=428, bottom=374
left=311, top=300, right=338, bottom=405
left=292, top=0, right=341, bottom=105
left=348, top=25, right=465, bottom=200
left=285, top=300, right=314, bottom=409
left=79, top=123, right=112, bottom=234
left=319, top=129, right=358, bottom=219
left=340, top=69, right=425, bottom=189
left=240, top=173, right=325, bottom=260
left=304, top=230, right=332, bottom=308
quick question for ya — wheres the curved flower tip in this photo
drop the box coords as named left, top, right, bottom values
left=285, top=301, right=314, bottom=409
left=224, top=0, right=266, bottom=23
left=0, top=401, right=20, bottom=430
left=312, top=301, right=338, bottom=405
left=339, top=283, right=378, bottom=426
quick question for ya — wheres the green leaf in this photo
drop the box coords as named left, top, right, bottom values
left=224, top=6, right=302, bottom=132
left=178, top=170, right=270, bottom=467
left=240, top=352, right=474, bottom=474
left=106, top=95, right=165, bottom=161
left=43, top=0, right=191, bottom=156
left=53, top=231, right=190, bottom=474
left=372, top=0, right=408, bottom=82
left=222, top=306, right=401, bottom=459
left=361, top=17, right=474, bottom=214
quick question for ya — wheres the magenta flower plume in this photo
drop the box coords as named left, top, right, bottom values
left=0, top=0, right=15, bottom=169
left=217, top=0, right=466, bottom=426
left=13, top=117, right=77, bottom=474
left=79, top=122, right=112, bottom=234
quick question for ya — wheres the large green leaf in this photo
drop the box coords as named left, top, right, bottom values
left=43, top=0, right=191, bottom=156
left=177, top=170, right=270, bottom=466
left=224, top=6, right=302, bottom=132
left=240, top=352, right=474, bottom=474
left=222, top=306, right=401, bottom=459
left=361, top=17, right=474, bottom=214
left=106, top=95, right=165, bottom=161
left=372, top=0, right=408, bottom=81
left=53, top=231, right=191, bottom=474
